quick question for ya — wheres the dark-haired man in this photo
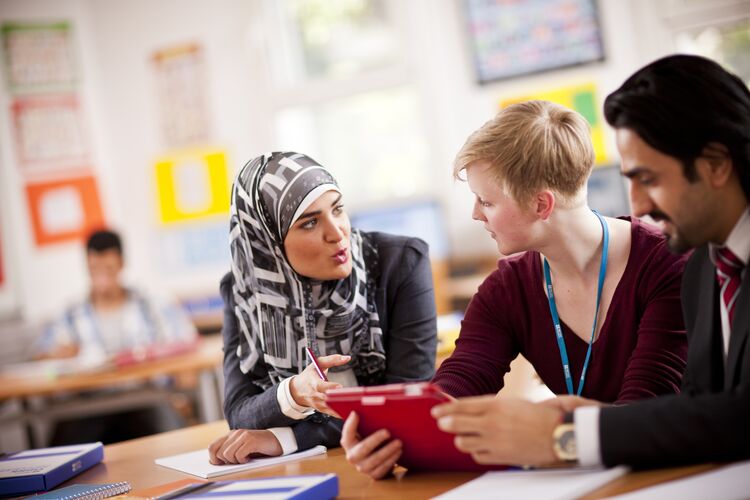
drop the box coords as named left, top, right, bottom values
left=37, top=229, right=198, bottom=445
left=433, top=54, right=750, bottom=469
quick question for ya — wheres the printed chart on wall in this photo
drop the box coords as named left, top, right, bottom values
left=25, top=174, right=105, bottom=247
left=11, top=94, right=88, bottom=174
left=1, top=21, right=77, bottom=93
left=500, top=83, right=609, bottom=165
left=151, top=43, right=211, bottom=148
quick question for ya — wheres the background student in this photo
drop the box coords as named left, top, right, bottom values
left=433, top=54, right=750, bottom=469
left=37, top=229, right=197, bottom=445
left=340, top=100, right=689, bottom=478
left=209, top=152, right=437, bottom=464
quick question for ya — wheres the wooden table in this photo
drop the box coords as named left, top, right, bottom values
left=0, top=336, right=224, bottom=448
left=65, top=420, right=718, bottom=499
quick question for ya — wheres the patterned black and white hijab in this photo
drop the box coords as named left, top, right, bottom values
left=229, top=152, right=386, bottom=390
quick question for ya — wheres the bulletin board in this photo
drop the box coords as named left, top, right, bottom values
left=1, top=21, right=77, bottom=93
left=463, top=0, right=605, bottom=83
left=154, top=149, right=230, bottom=224
left=500, top=83, right=609, bottom=164
left=25, top=174, right=105, bottom=246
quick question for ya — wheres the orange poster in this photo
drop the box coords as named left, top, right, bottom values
left=26, top=174, right=105, bottom=246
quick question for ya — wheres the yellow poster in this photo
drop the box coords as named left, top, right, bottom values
left=154, top=149, right=230, bottom=224
left=500, top=83, right=608, bottom=165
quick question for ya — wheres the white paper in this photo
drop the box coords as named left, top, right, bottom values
left=609, top=460, right=750, bottom=500
left=154, top=445, right=327, bottom=479
left=433, top=465, right=629, bottom=500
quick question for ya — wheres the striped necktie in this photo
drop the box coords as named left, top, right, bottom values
left=715, top=247, right=744, bottom=326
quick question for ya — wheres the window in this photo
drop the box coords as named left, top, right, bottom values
left=263, top=0, right=432, bottom=206
left=675, top=18, right=750, bottom=84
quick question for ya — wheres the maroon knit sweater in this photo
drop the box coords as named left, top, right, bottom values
left=433, top=217, right=689, bottom=404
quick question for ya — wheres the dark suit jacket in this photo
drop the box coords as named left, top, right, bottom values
left=220, top=232, right=437, bottom=451
left=599, top=245, right=750, bottom=467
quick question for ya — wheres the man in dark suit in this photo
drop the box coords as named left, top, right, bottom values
left=432, top=54, right=750, bottom=468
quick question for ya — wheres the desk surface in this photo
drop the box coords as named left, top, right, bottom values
left=0, top=335, right=223, bottom=399
left=64, top=420, right=716, bottom=499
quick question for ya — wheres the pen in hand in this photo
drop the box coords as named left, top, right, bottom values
left=305, top=347, right=328, bottom=381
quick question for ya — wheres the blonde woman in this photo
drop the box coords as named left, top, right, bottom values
left=341, top=101, right=689, bottom=478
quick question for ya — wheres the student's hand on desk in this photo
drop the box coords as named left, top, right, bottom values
left=340, top=411, right=402, bottom=479
left=290, top=354, right=350, bottom=417
left=433, top=396, right=561, bottom=467
left=208, top=429, right=282, bottom=465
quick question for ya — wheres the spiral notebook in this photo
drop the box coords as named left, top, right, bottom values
left=30, top=481, right=131, bottom=499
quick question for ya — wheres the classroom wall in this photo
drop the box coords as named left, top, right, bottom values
left=0, top=0, right=738, bottom=326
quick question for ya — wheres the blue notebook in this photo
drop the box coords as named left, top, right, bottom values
left=0, top=443, right=104, bottom=497
left=30, top=481, right=131, bottom=499
left=155, top=473, right=338, bottom=499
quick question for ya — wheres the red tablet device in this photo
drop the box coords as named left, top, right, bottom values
left=326, top=382, right=508, bottom=472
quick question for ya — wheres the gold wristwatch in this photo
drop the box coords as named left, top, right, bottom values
left=552, top=412, right=577, bottom=462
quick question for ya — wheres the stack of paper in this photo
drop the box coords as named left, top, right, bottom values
left=155, top=445, right=327, bottom=479
left=434, top=465, right=629, bottom=500
left=609, top=460, right=750, bottom=499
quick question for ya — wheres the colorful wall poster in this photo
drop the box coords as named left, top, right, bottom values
left=151, top=42, right=211, bottom=148
left=11, top=94, right=88, bottom=171
left=464, top=0, right=604, bottom=83
left=25, top=174, right=105, bottom=246
left=156, top=221, right=230, bottom=275
left=500, top=83, right=609, bottom=164
left=154, top=149, right=231, bottom=224
left=1, top=21, right=76, bottom=93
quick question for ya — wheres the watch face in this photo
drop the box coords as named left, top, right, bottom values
left=554, top=424, right=577, bottom=461
left=559, top=429, right=576, bottom=455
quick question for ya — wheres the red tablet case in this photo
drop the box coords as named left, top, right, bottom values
left=326, top=382, right=508, bottom=472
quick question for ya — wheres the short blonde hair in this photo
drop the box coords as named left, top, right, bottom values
left=454, top=100, right=595, bottom=207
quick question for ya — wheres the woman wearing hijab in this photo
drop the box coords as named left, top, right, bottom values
left=208, top=152, right=437, bottom=464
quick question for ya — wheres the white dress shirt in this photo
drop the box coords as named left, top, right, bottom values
left=708, top=208, right=750, bottom=356
left=574, top=206, right=750, bottom=466
left=268, top=368, right=358, bottom=455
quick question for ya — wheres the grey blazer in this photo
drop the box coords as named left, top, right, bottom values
left=220, top=231, right=438, bottom=450
left=599, top=245, right=750, bottom=467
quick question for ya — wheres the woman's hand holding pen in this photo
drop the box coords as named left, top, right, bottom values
left=290, top=354, right=350, bottom=416
left=208, top=429, right=282, bottom=464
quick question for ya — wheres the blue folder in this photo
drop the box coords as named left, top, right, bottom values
left=0, top=442, right=104, bottom=497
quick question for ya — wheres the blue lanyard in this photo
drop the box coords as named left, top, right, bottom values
left=543, top=210, right=609, bottom=396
